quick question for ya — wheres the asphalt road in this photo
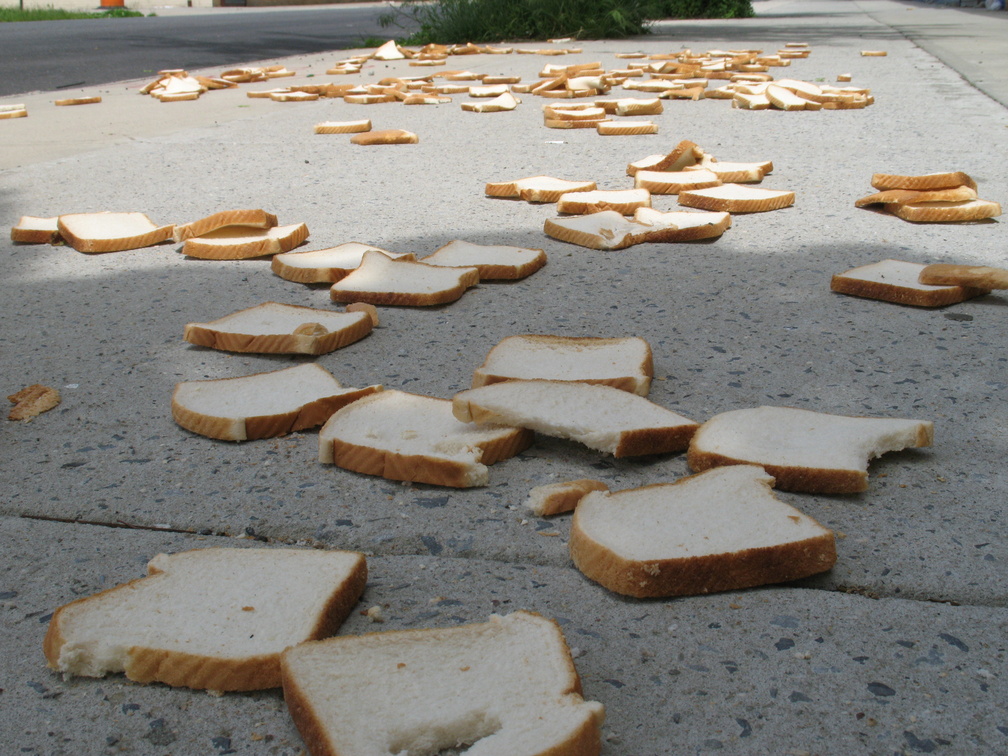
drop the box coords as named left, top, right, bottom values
left=0, top=5, right=416, bottom=97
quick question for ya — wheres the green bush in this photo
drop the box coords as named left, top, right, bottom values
left=0, top=5, right=145, bottom=22
left=649, top=0, right=754, bottom=19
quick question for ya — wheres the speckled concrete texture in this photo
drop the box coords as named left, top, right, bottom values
left=1, top=0, right=1006, bottom=754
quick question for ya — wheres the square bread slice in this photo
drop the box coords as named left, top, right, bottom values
left=173, top=209, right=278, bottom=242
left=57, top=212, right=174, bottom=253
left=44, top=547, right=367, bottom=692
left=626, top=139, right=703, bottom=176
left=870, top=171, right=977, bottom=192
left=678, top=184, right=794, bottom=213
left=544, top=208, right=731, bottom=249
left=183, top=302, right=373, bottom=355
left=830, top=259, right=990, bottom=307
left=329, top=250, right=479, bottom=306
left=484, top=176, right=597, bottom=203
left=10, top=215, right=61, bottom=244
left=281, top=611, right=605, bottom=756
left=472, top=334, right=653, bottom=396
left=182, top=223, right=309, bottom=260
left=635, top=169, right=721, bottom=195
left=318, top=389, right=533, bottom=487
left=569, top=465, right=836, bottom=597
left=885, top=199, right=1001, bottom=223
left=556, top=188, right=651, bottom=216
left=272, top=242, right=409, bottom=284
left=687, top=405, right=934, bottom=493
left=420, top=240, right=547, bottom=280
left=453, top=379, right=699, bottom=457
left=172, top=363, right=381, bottom=441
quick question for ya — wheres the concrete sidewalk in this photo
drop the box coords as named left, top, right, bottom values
left=2, top=1, right=1006, bottom=754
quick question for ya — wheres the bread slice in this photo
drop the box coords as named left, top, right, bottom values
left=632, top=207, right=733, bottom=242
left=44, top=547, right=367, bottom=692
left=525, top=479, right=609, bottom=517
left=272, top=243, right=408, bottom=284
left=596, top=119, right=657, bottom=135
left=854, top=185, right=978, bottom=208
left=281, top=611, right=605, bottom=756
left=569, top=465, right=836, bottom=597
left=686, top=158, right=772, bottom=184
left=635, top=169, right=721, bottom=195
left=626, top=139, right=703, bottom=176
left=918, top=263, right=1008, bottom=289
left=56, top=212, right=174, bottom=253
left=453, top=379, right=699, bottom=457
left=8, top=384, right=60, bottom=421
left=472, top=334, right=653, bottom=396
left=556, top=188, right=651, bottom=216
left=885, top=199, right=1001, bottom=223
left=182, top=223, right=309, bottom=260
left=0, top=103, right=28, bottom=119
left=183, top=302, right=373, bottom=355
left=173, top=209, right=278, bottom=243
left=55, top=96, right=102, bottom=106
left=544, top=208, right=731, bottom=249
left=10, top=215, right=61, bottom=244
left=687, top=405, right=934, bottom=493
left=318, top=389, right=533, bottom=487
left=172, top=363, right=380, bottom=441
left=314, top=119, right=372, bottom=134
left=485, top=176, right=596, bottom=203
left=350, top=129, right=418, bottom=145
left=678, top=184, right=794, bottom=213
left=421, top=240, right=546, bottom=280
left=329, top=250, right=479, bottom=306
left=831, top=259, right=990, bottom=307
left=461, top=91, right=520, bottom=112
left=871, top=171, right=977, bottom=192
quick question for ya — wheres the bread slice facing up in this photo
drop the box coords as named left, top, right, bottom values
left=484, top=176, right=597, bottom=203
left=473, top=334, right=653, bottom=396
left=525, top=479, right=610, bottom=517
left=871, top=171, right=977, bottom=192
left=421, top=240, right=547, bottom=280
left=570, top=465, right=836, bottom=598
left=886, top=199, right=1001, bottom=224
left=44, top=547, right=367, bottom=692
left=183, top=302, right=373, bottom=355
left=678, top=184, right=794, bottom=213
left=182, top=223, right=309, bottom=260
left=453, top=380, right=699, bottom=457
left=56, top=212, right=174, bottom=253
left=831, top=259, right=990, bottom=307
left=319, top=389, right=534, bottom=487
left=330, top=250, right=479, bottom=306
left=544, top=208, right=731, bottom=249
left=281, top=611, right=605, bottom=756
left=11, top=216, right=61, bottom=244
left=173, top=209, right=278, bottom=243
left=556, top=188, right=651, bottom=216
left=272, top=243, right=409, bottom=284
left=172, top=363, right=381, bottom=441
left=687, top=406, right=934, bottom=493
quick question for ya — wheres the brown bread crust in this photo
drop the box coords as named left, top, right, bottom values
left=830, top=273, right=988, bottom=307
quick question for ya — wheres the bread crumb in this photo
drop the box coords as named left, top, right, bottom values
left=7, top=384, right=60, bottom=421
left=242, top=606, right=255, bottom=612
left=364, top=605, right=385, bottom=623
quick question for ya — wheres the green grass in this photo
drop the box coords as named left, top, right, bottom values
left=0, top=6, right=146, bottom=21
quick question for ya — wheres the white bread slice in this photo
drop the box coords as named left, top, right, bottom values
left=173, top=209, right=278, bottom=243
left=870, top=171, right=977, bottom=192
left=570, top=465, right=836, bottom=597
left=182, top=223, right=309, bottom=260
left=461, top=92, right=521, bottom=112
left=318, top=389, right=533, bottom=488
left=830, top=259, right=990, bottom=307
left=596, top=119, right=657, bottom=135
left=678, top=184, right=794, bottom=213
left=544, top=207, right=731, bottom=249
left=281, top=611, right=605, bottom=756
left=886, top=199, right=1001, bottom=223
left=314, top=119, right=372, bottom=134
left=485, top=176, right=596, bottom=203
left=525, top=479, right=609, bottom=517
left=183, top=302, right=373, bottom=355
left=632, top=207, right=733, bottom=241
left=472, top=334, right=653, bottom=396
left=687, top=406, right=934, bottom=493
left=855, top=185, right=978, bottom=208
left=44, top=547, right=367, bottom=692
left=556, top=188, right=651, bottom=216
left=766, top=84, right=808, bottom=110
left=421, top=240, right=546, bottom=280
left=11, top=215, right=60, bottom=244
left=626, top=139, right=703, bottom=176
left=272, top=242, right=408, bottom=284
left=918, top=263, right=1008, bottom=289
left=453, top=380, right=699, bottom=457
left=54, top=96, right=102, bottom=106
left=172, top=363, right=380, bottom=441
left=0, top=103, right=28, bottom=119
left=56, top=212, right=174, bottom=253
left=350, top=129, right=418, bottom=145
left=635, top=169, right=721, bottom=194
left=686, top=157, right=772, bottom=184
left=329, top=250, right=479, bottom=306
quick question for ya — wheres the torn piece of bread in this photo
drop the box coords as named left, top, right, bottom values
left=318, top=390, right=533, bottom=487
left=10, top=216, right=61, bottom=244
left=485, top=176, right=596, bottom=203
left=182, top=223, right=309, bottom=260
left=453, top=380, right=699, bottom=457
left=57, top=212, right=174, bottom=253
left=525, top=479, right=609, bottom=517
left=8, top=384, right=60, bottom=421
left=678, top=184, right=794, bottom=213
left=870, top=171, right=977, bottom=192
left=687, top=405, right=934, bottom=493
left=183, top=302, right=373, bottom=355
left=421, top=240, right=546, bottom=280
left=918, top=263, right=1008, bottom=290
left=281, top=611, right=605, bottom=756
left=272, top=243, right=408, bottom=284
left=350, top=129, right=418, bottom=145
left=172, top=363, right=380, bottom=441
left=473, top=334, right=653, bottom=396
left=885, top=199, right=1001, bottom=223
left=569, top=465, right=836, bottom=598
left=173, top=209, right=278, bottom=243
left=44, top=547, right=367, bottom=692
left=556, top=188, right=651, bottom=216
left=329, top=250, right=479, bottom=306
left=831, top=259, right=990, bottom=307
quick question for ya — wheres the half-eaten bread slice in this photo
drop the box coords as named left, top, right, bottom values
left=525, top=479, right=610, bottom=517
left=11, top=216, right=61, bottom=244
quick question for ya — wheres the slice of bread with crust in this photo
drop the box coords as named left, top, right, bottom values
left=173, top=209, right=278, bottom=243
left=350, top=129, right=418, bottom=145
left=314, top=119, right=372, bottom=134
left=854, top=185, right=978, bottom=208
left=485, top=176, right=597, bottom=203
left=831, top=259, right=989, bottom=307
left=453, top=379, right=699, bottom=457
left=44, top=547, right=367, bottom=692
left=525, top=479, right=609, bottom=517
left=871, top=171, right=977, bottom=192
left=570, top=465, right=835, bottom=598
left=329, top=250, right=479, bottom=306
left=632, top=207, right=733, bottom=242
left=687, top=406, right=934, bottom=493
left=272, top=243, right=409, bottom=284
left=885, top=199, right=1001, bottom=223
left=318, top=389, right=533, bottom=487
left=281, top=611, right=605, bottom=756
left=421, top=240, right=546, bottom=280
left=172, top=363, right=380, bottom=441
left=678, top=184, right=794, bottom=213
left=57, top=212, right=174, bottom=253
left=182, top=223, right=308, bottom=260
left=545, top=208, right=731, bottom=248
left=556, top=188, right=651, bottom=216
left=11, top=216, right=61, bottom=244
left=686, top=157, right=772, bottom=184
left=626, top=139, right=703, bottom=176
left=472, top=334, right=653, bottom=396
left=635, top=169, right=721, bottom=194
left=183, top=302, right=373, bottom=355
left=918, top=263, right=1008, bottom=289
